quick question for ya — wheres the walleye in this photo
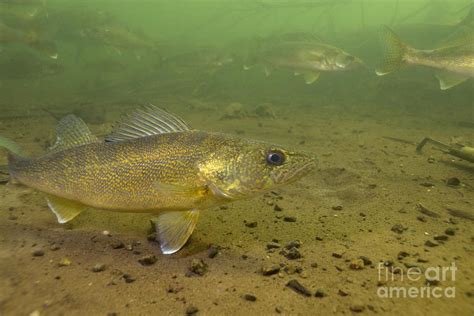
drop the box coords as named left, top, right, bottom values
left=376, top=26, right=474, bottom=90
left=0, top=105, right=315, bottom=254
left=245, top=34, right=364, bottom=84
left=0, top=21, right=57, bottom=58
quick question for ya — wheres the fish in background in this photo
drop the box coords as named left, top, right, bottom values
left=79, top=24, right=160, bottom=57
left=158, top=47, right=234, bottom=75
left=0, top=49, right=62, bottom=79
left=376, top=25, right=474, bottom=90
left=0, top=105, right=315, bottom=254
left=0, top=21, right=57, bottom=58
left=244, top=33, right=364, bottom=84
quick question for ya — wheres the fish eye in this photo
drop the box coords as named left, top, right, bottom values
left=266, top=150, right=285, bottom=166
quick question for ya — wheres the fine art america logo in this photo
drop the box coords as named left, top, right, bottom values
left=377, top=262, right=457, bottom=298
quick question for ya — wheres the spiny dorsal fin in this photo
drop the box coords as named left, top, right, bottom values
left=151, top=210, right=200, bottom=254
left=45, top=194, right=87, bottom=223
left=105, top=104, right=191, bottom=142
left=49, top=115, right=98, bottom=153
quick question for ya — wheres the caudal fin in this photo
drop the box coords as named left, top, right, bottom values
left=375, top=26, right=409, bottom=76
left=0, top=136, right=25, bottom=157
left=0, top=136, right=27, bottom=180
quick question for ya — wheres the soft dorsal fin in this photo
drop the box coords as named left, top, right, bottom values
left=105, top=104, right=191, bottom=142
left=151, top=209, right=200, bottom=254
left=49, top=115, right=98, bottom=153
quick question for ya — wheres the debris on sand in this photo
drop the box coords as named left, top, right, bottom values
left=207, top=244, right=220, bottom=258
left=92, top=264, right=106, bottom=273
left=424, top=240, right=439, bottom=247
left=282, top=247, right=301, bottom=260
left=391, top=224, right=407, bottom=234
left=314, top=289, right=326, bottom=297
left=244, top=220, right=258, bottom=228
left=243, top=294, right=257, bottom=302
left=446, top=177, right=461, bottom=187
left=138, top=255, right=157, bottom=266
left=189, top=259, right=207, bottom=276
left=58, top=258, right=72, bottom=267
left=186, top=306, right=199, bottom=315
left=416, top=203, right=440, bottom=218
left=349, top=258, right=365, bottom=270
left=286, top=279, right=311, bottom=297
left=32, top=249, right=45, bottom=257
left=261, top=264, right=281, bottom=276
left=445, top=228, right=456, bottom=236
left=123, top=273, right=136, bottom=283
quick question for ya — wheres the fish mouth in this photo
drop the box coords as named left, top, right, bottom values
left=275, top=158, right=317, bottom=184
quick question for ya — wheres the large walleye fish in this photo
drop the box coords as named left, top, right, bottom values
left=0, top=105, right=315, bottom=254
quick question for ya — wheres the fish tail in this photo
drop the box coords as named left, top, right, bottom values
left=0, top=136, right=27, bottom=178
left=376, top=26, right=410, bottom=76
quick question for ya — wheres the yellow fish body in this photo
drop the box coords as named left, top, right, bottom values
left=1, top=105, right=316, bottom=254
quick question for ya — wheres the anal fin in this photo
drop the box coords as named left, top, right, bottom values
left=45, top=195, right=86, bottom=224
left=304, top=71, right=320, bottom=84
left=151, top=210, right=200, bottom=254
left=435, top=71, right=469, bottom=90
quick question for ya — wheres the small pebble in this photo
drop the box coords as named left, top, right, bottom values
left=446, top=177, right=460, bottom=187
left=92, top=264, right=106, bottom=273
left=243, top=294, right=257, bottom=302
left=445, top=228, right=455, bottom=236
left=338, top=289, right=349, bottom=297
left=111, top=241, right=125, bottom=249
left=138, top=255, right=157, bottom=266
left=358, top=256, right=372, bottom=265
left=284, top=247, right=301, bottom=260
left=314, top=289, right=326, bottom=298
left=262, top=264, right=280, bottom=276
left=350, top=304, right=365, bottom=313
left=425, top=240, right=439, bottom=247
left=49, top=244, right=60, bottom=251
left=186, top=306, right=199, bottom=315
left=285, top=240, right=301, bottom=249
left=208, top=245, right=220, bottom=258
left=332, top=252, right=343, bottom=259
left=123, top=273, right=135, bottom=283
left=397, top=251, right=409, bottom=260
left=273, top=204, right=282, bottom=212
left=286, top=279, right=311, bottom=297
left=433, top=235, right=448, bottom=241
left=189, top=259, right=207, bottom=276
left=32, top=250, right=44, bottom=257
left=244, top=221, right=257, bottom=228
left=332, top=205, right=343, bottom=211
left=283, top=216, right=296, bottom=222
left=58, top=258, right=71, bottom=267
left=349, top=258, right=364, bottom=270
left=266, top=242, right=281, bottom=250
left=391, top=224, right=407, bottom=234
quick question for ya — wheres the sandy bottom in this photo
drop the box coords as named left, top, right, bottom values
left=0, top=98, right=473, bottom=315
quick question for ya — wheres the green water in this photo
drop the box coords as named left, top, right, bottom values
left=0, top=1, right=473, bottom=315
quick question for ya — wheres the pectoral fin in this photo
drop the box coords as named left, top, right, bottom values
left=304, top=72, right=320, bottom=84
left=45, top=195, right=87, bottom=224
left=151, top=210, right=200, bottom=254
left=435, top=71, right=469, bottom=90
